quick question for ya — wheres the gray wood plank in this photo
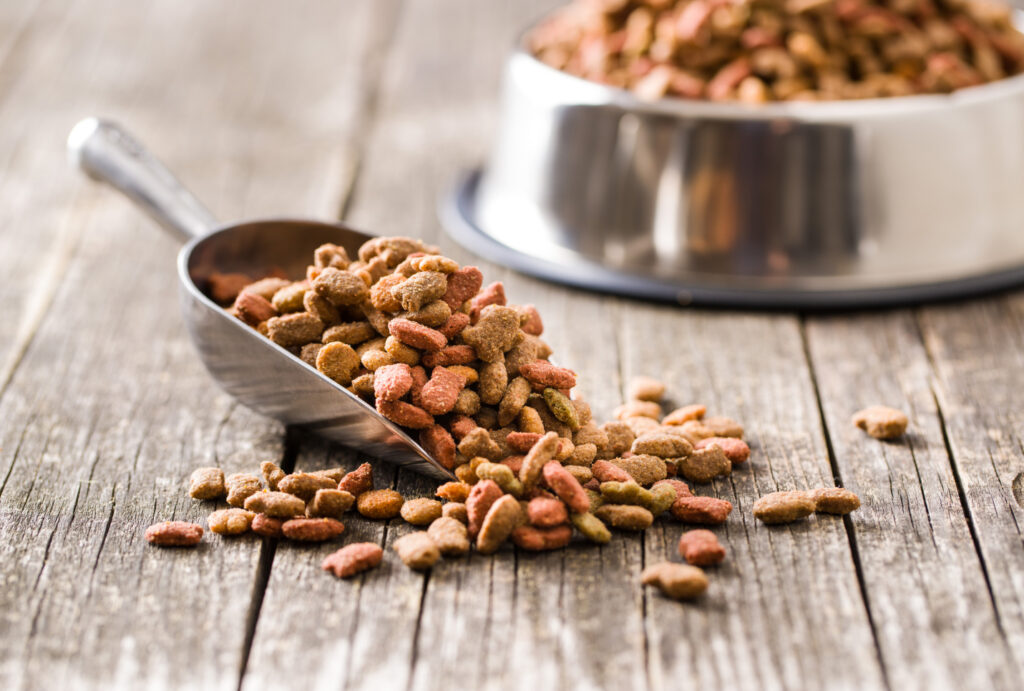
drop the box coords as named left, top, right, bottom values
left=918, top=294, right=1024, bottom=672
left=0, top=0, right=393, bottom=688
left=617, top=309, right=886, bottom=690
left=805, top=311, right=1016, bottom=688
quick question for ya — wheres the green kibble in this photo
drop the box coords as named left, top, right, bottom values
left=642, top=483, right=677, bottom=515
left=543, top=388, right=580, bottom=431
left=475, top=461, right=524, bottom=497
left=585, top=488, right=604, bottom=510
left=599, top=480, right=646, bottom=505
left=571, top=511, right=611, bottom=544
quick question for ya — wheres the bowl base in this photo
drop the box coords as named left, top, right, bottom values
left=441, top=169, right=1024, bottom=310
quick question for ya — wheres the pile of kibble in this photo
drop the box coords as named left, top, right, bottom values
left=145, top=236, right=910, bottom=601
left=527, top=0, right=1024, bottom=102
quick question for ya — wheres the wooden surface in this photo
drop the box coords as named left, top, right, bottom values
left=1, top=1, right=1022, bottom=689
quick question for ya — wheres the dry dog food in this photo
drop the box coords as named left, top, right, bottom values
left=753, top=490, right=817, bottom=524
left=401, top=498, right=444, bottom=526
left=393, top=531, right=441, bottom=570
left=812, top=487, right=862, bottom=514
left=244, top=491, right=306, bottom=518
left=189, top=467, right=226, bottom=500
left=252, top=513, right=284, bottom=538
left=529, top=0, right=1024, bottom=102
left=357, top=489, right=405, bottom=519
left=281, top=517, right=345, bottom=542
left=427, top=516, right=471, bottom=556
left=678, top=529, right=726, bottom=566
left=853, top=405, right=909, bottom=439
left=208, top=508, right=254, bottom=536
left=642, top=562, right=708, bottom=600
left=322, top=542, right=383, bottom=578
left=145, top=521, right=203, bottom=547
left=308, top=489, right=355, bottom=519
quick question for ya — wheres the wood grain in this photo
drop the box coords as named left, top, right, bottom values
left=0, top=1, right=393, bottom=688
left=616, top=308, right=886, bottom=690
left=805, top=311, right=1017, bottom=688
left=918, top=295, right=1024, bottom=673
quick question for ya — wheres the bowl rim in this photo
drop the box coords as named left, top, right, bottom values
left=514, top=8, right=1024, bottom=121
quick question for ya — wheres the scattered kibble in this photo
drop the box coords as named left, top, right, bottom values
left=322, top=543, right=383, bottom=579
left=753, top=490, right=817, bottom=524
left=208, top=508, right=254, bottom=536
left=678, top=530, right=726, bottom=566
left=145, top=521, right=203, bottom=547
left=642, top=563, right=708, bottom=601
left=853, top=405, right=909, bottom=439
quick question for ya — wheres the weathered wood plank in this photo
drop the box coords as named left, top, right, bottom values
left=617, top=309, right=886, bottom=690
left=0, top=1, right=392, bottom=688
left=805, top=311, right=1016, bottom=688
left=918, top=294, right=1024, bottom=672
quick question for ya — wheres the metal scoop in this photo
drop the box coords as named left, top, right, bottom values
left=68, top=118, right=456, bottom=481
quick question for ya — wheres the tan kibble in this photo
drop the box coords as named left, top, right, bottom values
left=208, top=508, right=254, bottom=536
left=811, top=488, right=861, bottom=515
left=753, top=490, right=816, bottom=524
left=436, top=482, right=472, bottom=503
left=629, top=376, right=666, bottom=402
left=323, top=321, right=377, bottom=346
left=594, top=504, right=654, bottom=531
left=611, top=454, right=668, bottom=486
left=599, top=421, right=635, bottom=458
left=663, top=404, right=707, bottom=426
left=271, top=282, right=308, bottom=313
left=313, top=267, right=369, bottom=307
left=702, top=416, right=744, bottom=439
left=677, top=445, right=731, bottom=483
left=391, top=271, right=448, bottom=312
left=642, top=562, right=708, bottom=600
left=476, top=495, right=523, bottom=554
left=267, top=312, right=325, bottom=348
left=307, top=489, right=355, bottom=519
left=244, top=491, right=306, bottom=518
left=427, top=516, right=471, bottom=556
left=357, top=489, right=405, bottom=519
left=400, top=498, right=444, bottom=526
left=393, top=531, right=440, bottom=570
left=189, top=467, right=225, bottom=500
left=442, top=502, right=469, bottom=524
left=316, top=342, right=361, bottom=386
left=278, top=472, right=338, bottom=502
left=631, top=432, right=693, bottom=459
left=226, top=473, right=262, bottom=508
left=260, top=461, right=286, bottom=490
left=613, top=400, right=662, bottom=420
left=852, top=406, right=908, bottom=440
left=479, top=362, right=509, bottom=406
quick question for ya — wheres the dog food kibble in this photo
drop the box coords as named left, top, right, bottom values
left=252, top=513, right=284, bottom=538
left=678, top=530, right=726, bottom=566
left=629, top=376, right=666, bottom=402
left=226, top=473, right=262, bottom=507
left=642, top=563, right=708, bottom=601
left=308, top=489, right=355, bottom=519
left=812, top=488, right=862, bottom=515
left=530, top=0, right=1024, bottom=102
left=189, top=467, right=226, bottom=500
left=753, top=491, right=817, bottom=524
left=401, top=498, right=444, bottom=526
left=208, top=508, right=254, bottom=536
left=166, top=236, right=870, bottom=595
left=357, top=489, right=405, bottom=520
left=282, top=517, right=345, bottom=542
left=427, top=517, right=471, bottom=556
left=853, top=405, right=909, bottom=439
left=145, top=521, right=203, bottom=547
left=393, top=531, right=441, bottom=570
left=322, top=543, right=384, bottom=578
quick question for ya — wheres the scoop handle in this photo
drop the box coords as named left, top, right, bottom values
left=67, top=118, right=218, bottom=242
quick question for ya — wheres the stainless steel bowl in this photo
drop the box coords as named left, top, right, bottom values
left=445, top=25, right=1024, bottom=308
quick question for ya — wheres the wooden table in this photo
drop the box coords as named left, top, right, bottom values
left=1, top=1, right=1022, bottom=689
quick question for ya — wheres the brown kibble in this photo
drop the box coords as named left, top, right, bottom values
left=401, top=498, right=444, bottom=526
left=663, top=404, right=707, bottom=426
left=442, top=502, right=468, bottom=524
left=613, top=400, right=662, bottom=420
left=678, top=529, right=726, bottom=566
left=226, top=473, right=262, bottom=508
left=271, top=282, right=308, bottom=313
left=629, top=376, right=666, bottom=402
left=357, top=489, right=405, bottom=520
left=145, top=521, right=203, bottom=547
left=391, top=271, right=448, bottom=311
left=631, top=432, right=693, bottom=459
left=702, top=416, right=744, bottom=439
left=811, top=487, right=861, bottom=515
left=519, top=431, right=560, bottom=488
left=461, top=305, right=522, bottom=363
left=268, top=312, right=325, bottom=348
left=436, top=481, right=472, bottom=503
left=244, top=491, right=306, bottom=518
left=338, top=463, right=374, bottom=496
left=611, top=454, right=668, bottom=486
left=394, top=531, right=440, bottom=570
left=695, top=437, right=750, bottom=464
left=677, top=445, right=731, bottom=483
left=594, top=504, right=653, bottom=531
left=642, top=562, right=708, bottom=600
left=479, top=362, right=509, bottom=406
left=314, top=243, right=351, bottom=270
left=304, top=290, right=341, bottom=325
left=281, top=517, right=345, bottom=542
left=670, top=495, right=732, bottom=525
left=208, top=508, right=254, bottom=536
left=753, top=490, right=816, bottom=524
left=600, top=421, right=636, bottom=458
left=234, top=292, right=278, bottom=328
left=308, top=489, right=356, bottom=518
left=458, top=427, right=503, bottom=461
left=498, top=376, right=532, bottom=427
left=323, top=321, right=377, bottom=345
left=323, top=542, right=383, bottom=578
left=189, top=467, right=225, bottom=500
left=251, top=513, right=284, bottom=538
left=278, top=472, right=338, bottom=502
left=385, top=336, right=421, bottom=366
left=476, top=495, right=523, bottom=554
left=208, top=271, right=252, bottom=304
left=313, top=267, right=369, bottom=307
left=427, top=516, right=471, bottom=556
left=316, top=342, right=361, bottom=386
left=853, top=406, right=908, bottom=439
